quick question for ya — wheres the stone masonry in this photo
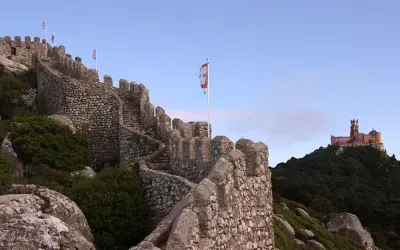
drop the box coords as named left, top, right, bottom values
left=0, top=35, right=275, bottom=250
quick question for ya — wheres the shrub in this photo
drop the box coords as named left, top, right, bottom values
left=0, top=157, right=16, bottom=195
left=274, top=222, right=296, bottom=249
left=0, top=69, right=36, bottom=120
left=9, top=116, right=89, bottom=172
left=66, top=167, right=151, bottom=250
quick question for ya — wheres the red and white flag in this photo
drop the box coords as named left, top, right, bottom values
left=199, top=62, right=208, bottom=93
left=42, top=21, right=47, bottom=30
left=92, top=49, right=96, bottom=60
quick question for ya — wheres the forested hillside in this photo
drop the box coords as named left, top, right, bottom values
left=271, top=145, right=400, bottom=249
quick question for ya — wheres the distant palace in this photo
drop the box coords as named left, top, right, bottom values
left=330, top=119, right=385, bottom=151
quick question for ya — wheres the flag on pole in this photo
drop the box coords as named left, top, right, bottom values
left=199, top=62, right=208, bottom=94
left=51, top=33, right=56, bottom=44
left=42, top=21, right=47, bottom=30
left=92, top=49, right=96, bottom=60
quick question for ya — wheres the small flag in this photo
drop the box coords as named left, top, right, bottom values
left=42, top=21, right=47, bottom=30
left=51, top=33, right=56, bottom=44
left=199, top=62, right=208, bottom=94
left=92, top=49, right=96, bottom=60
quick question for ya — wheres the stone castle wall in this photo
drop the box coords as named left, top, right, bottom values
left=0, top=35, right=275, bottom=250
left=0, top=36, right=47, bottom=67
left=140, top=161, right=197, bottom=225
left=169, top=119, right=215, bottom=183
left=133, top=138, right=275, bottom=250
left=36, top=60, right=120, bottom=169
left=0, top=36, right=173, bottom=169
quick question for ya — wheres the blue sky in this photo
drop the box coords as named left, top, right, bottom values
left=2, top=0, right=400, bottom=166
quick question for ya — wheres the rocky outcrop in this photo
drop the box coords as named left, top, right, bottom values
left=298, top=228, right=314, bottom=240
left=273, top=214, right=295, bottom=238
left=0, top=184, right=94, bottom=250
left=325, top=213, right=374, bottom=248
left=0, top=133, right=24, bottom=178
left=48, top=114, right=77, bottom=134
left=294, top=207, right=311, bottom=219
left=71, top=166, right=96, bottom=178
left=0, top=55, right=28, bottom=73
left=307, top=239, right=326, bottom=250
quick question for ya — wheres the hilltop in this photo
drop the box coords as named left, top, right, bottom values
left=271, top=145, right=400, bottom=250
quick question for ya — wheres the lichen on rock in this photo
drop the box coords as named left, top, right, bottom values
left=0, top=184, right=95, bottom=250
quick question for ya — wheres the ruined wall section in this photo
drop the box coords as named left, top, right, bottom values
left=169, top=119, right=215, bottom=183
left=0, top=36, right=48, bottom=67
left=164, top=139, right=275, bottom=250
left=36, top=60, right=120, bottom=170
left=139, top=161, right=197, bottom=226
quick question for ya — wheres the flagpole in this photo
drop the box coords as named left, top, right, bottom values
left=95, top=48, right=98, bottom=72
left=44, top=20, right=48, bottom=58
left=207, top=58, right=210, bottom=139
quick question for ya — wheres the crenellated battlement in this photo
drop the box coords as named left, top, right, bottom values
left=138, top=137, right=275, bottom=249
left=168, top=119, right=214, bottom=183
left=1, top=33, right=275, bottom=249
left=0, top=35, right=48, bottom=66
left=163, top=138, right=274, bottom=249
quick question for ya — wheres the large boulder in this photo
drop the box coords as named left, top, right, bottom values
left=71, top=166, right=96, bottom=178
left=0, top=184, right=95, bottom=249
left=48, top=114, right=76, bottom=134
left=325, top=213, right=374, bottom=248
left=294, top=207, right=311, bottom=219
left=0, top=55, right=28, bottom=73
left=0, top=133, right=24, bottom=178
left=273, top=214, right=295, bottom=238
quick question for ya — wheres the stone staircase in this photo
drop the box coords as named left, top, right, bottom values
left=146, top=146, right=171, bottom=173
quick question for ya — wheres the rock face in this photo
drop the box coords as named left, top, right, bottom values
left=307, top=239, right=326, bottom=250
left=0, top=55, right=28, bottom=72
left=325, top=213, right=374, bottom=247
left=48, top=114, right=77, bottom=134
left=0, top=184, right=95, bottom=250
left=294, top=207, right=311, bottom=219
left=273, top=214, right=295, bottom=238
left=71, top=166, right=96, bottom=178
left=0, top=133, right=24, bottom=178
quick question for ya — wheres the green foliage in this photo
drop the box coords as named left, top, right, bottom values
left=0, top=157, right=16, bottom=195
left=272, top=145, right=400, bottom=249
left=9, top=116, right=89, bottom=172
left=273, top=202, right=364, bottom=250
left=65, top=168, right=151, bottom=250
left=0, top=68, right=37, bottom=119
left=274, top=222, right=296, bottom=249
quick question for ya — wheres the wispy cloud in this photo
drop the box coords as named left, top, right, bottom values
left=167, top=107, right=334, bottom=144
left=166, top=69, right=366, bottom=145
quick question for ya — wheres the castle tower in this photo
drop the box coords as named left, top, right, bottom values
left=350, top=119, right=359, bottom=141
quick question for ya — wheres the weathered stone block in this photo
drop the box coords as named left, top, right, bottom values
left=104, top=75, right=113, bottom=87
left=178, top=123, right=193, bottom=139
left=195, top=136, right=211, bottom=164
left=119, top=79, right=129, bottom=91
left=172, top=118, right=183, bottom=130
left=211, top=136, right=234, bottom=163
